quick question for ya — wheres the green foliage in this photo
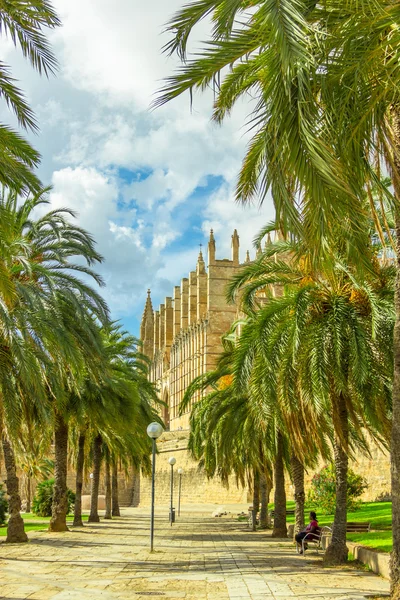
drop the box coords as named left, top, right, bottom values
left=308, top=465, right=368, bottom=515
left=32, top=479, right=75, bottom=517
left=0, top=484, right=8, bottom=525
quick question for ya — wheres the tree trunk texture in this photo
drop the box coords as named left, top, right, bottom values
left=2, top=434, right=28, bottom=543
left=251, top=471, right=260, bottom=531
left=390, top=106, right=400, bottom=600
left=272, top=432, right=287, bottom=538
left=26, top=477, right=31, bottom=514
left=73, top=432, right=86, bottom=527
left=291, top=453, right=305, bottom=536
left=49, top=413, right=69, bottom=532
left=324, top=394, right=349, bottom=564
left=112, top=462, right=120, bottom=517
left=88, top=433, right=102, bottom=523
left=104, top=457, right=112, bottom=519
left=259, top=471, right=272, bottom=529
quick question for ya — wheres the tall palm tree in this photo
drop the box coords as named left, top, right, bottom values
left=228, top=238, right=393, bottom=562
left=0, top=0, right=60, bottom=192
left=0, top=187, right=107, bottom=541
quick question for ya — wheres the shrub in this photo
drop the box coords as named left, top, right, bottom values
left=308, top=464, right=368, bottom=514
left=0, top=484, right=8, bottom=525
left=32, top=479, right=75, bottom=517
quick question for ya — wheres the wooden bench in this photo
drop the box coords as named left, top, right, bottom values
left=270, top=509, right=295, bottom=518
left=346, top=522, right=371, bottom=533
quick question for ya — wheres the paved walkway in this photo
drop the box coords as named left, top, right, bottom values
left=0, top=508, right=390, bottom=599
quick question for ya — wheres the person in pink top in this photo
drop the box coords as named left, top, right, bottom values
left=295, top=511, right=320, bottom=553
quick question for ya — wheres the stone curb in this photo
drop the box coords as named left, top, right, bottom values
left=347, top=541, right=390, bottom=580
left=323, top=534, right=390, bottom=580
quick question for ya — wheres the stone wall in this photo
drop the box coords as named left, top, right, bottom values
left=139, top=431, right=249, bottom=507
left=140, top=431, right=391, bottom=509
left=286, top=444, right=391, bottom=504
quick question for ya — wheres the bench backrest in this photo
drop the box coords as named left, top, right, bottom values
left=270, top=509, right=295, bottom=517
left=346, top=522, right=370, bottom=532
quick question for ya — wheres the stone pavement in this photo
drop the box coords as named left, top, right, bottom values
left=0, top=508, right=390, bottom=600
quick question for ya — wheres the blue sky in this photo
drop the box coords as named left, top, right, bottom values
left=0, top=0, right=275, bottom=336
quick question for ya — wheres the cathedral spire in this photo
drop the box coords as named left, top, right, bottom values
left=231, top=229, right=239, bottom=265
left=197, top=244, right=206, bottom=275
left=140, top=289, right=154, bottom=358
left=245, top=250, right=251, bottom=263
left=208, top=229, right=216, bottom=265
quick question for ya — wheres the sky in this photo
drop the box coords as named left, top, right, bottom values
left=2, top=0, right=275, bottom=335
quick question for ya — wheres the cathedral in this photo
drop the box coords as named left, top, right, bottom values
left=140, top=229, right=245, bottom=431
left=138, top=229, right=251, bottom=506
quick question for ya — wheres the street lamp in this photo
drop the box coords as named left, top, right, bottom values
left=177, top=468, right=183, bottom=517
left=168, top=457, right=176, bottom=526
left=147, top=422, right=164, bottom=552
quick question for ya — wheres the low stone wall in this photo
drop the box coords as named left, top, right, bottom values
left=140, top=431, right=249, bottom=507
left=322, top=535, right=390, bottom=580
left=141, top=430, right=390, bottom=508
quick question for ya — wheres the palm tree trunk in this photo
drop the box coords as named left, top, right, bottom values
left=88, top=433, right=102, bottom=523
left=390, top=107, right=400, bottom=600
left=73, top=431, right=85, bottom=527
left=259, top=471, right=271, bottom=529
left=324, top=394, right=349, bottom=564
left=272, top=432, right=287, bottom=538
left=26, top=477, right=31, bottom=514
left=2, top=434, right=28, bottom=542
left=291, top=453, right=305, bottom=536
left=49, top=412, right=69, bottom=532
left=250, top=470, right=260, bottom=531
left=111, top=462, right=120, bottom=517
left=104, top=457, right=112, bottom=519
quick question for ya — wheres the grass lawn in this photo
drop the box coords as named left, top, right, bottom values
left=267, top=501, right=393, bottom=553
left=0, top=513, right=89, bottom=536
left=346, top=531, right=392, bottom=553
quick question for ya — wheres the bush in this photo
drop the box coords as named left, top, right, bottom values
left=32, top=479, right=75, bottom=517
left=308, top=464, right=368, bottom=515
left=0, top=484, right=8, bottom=525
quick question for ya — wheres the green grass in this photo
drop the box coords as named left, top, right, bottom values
left=267, top=501, right=393, bottom=553
left=346, top=531, right=392, bottom=553
left=0, top=513, right=89, bottom=536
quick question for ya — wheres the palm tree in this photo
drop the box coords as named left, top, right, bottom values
left=228, top=238, right=393, bottom=562
left=158, top=1, right=400, bottom=588
left=181, top=335, right=297, bottom=538
left=0, top=187, right=108, bottom=540
left=0, top=1, right=60, bottom=192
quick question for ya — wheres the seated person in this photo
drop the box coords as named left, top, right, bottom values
left=295, top=511, right=320, bottom=553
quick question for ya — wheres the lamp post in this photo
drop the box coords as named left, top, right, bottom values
left=168, top=457, right=176, bottom=525
left=147, top=422, right=164, bottom=552
left=177, top=468, right=183, bottom=517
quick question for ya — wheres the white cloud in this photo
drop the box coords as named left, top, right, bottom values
left=0, top=0, right=275, bottom=331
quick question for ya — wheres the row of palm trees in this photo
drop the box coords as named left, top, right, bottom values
left=159, top=1, right=400, bottom=596
left=0, top=1, right=163, bottom=541
left=0, top=188, right=161, bottom=542
left=182, top=229, right=393, bottom=562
